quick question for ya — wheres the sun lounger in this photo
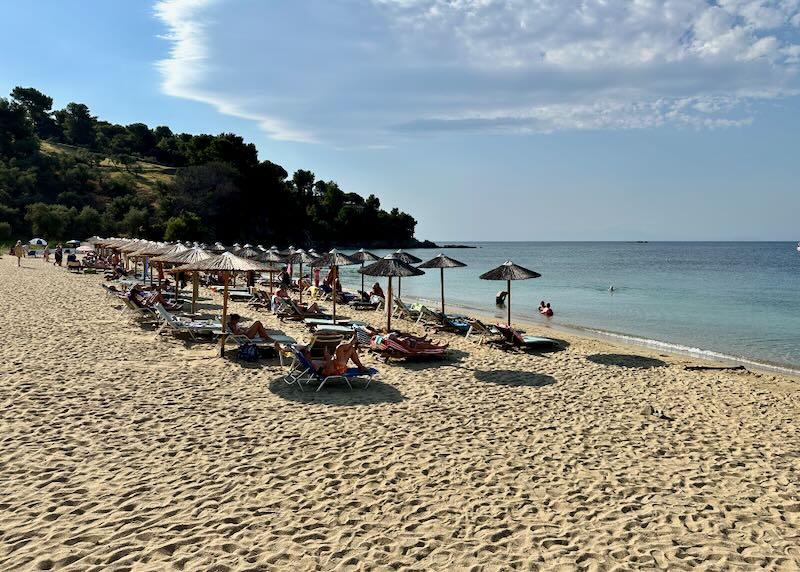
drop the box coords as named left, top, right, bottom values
left=310, top=325, right=356, bottom=337
left=369, top=333, right=448, bottom=360
left=283, top=347, right=377, bottom=392
left=66, top=260, right=83, bottom=273
left=392, top=297, right=422, bottom=321
left=494, top=324, right=560, bottom=349
left=247, top=290, right=271, bottom=309
left=465, top=319, right=504, bottom=344
left=120, top=296, right=158, bottom=323
left=154, top=303, right=222, bottom=339
left=277, top=298, right=331, bottom=321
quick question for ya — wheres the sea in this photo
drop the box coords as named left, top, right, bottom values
left=335, top=242, right=800, bottom=375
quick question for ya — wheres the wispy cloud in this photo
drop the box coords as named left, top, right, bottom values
left=154, top=0, right=800, bottom=144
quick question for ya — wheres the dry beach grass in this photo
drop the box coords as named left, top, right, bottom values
left=1, top=256, right=799, bottom=570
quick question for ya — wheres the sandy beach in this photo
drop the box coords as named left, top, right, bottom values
left=2, top=255, right=800, bottom=571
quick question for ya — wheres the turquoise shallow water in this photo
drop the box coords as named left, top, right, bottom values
left=335, top=242, right=800, bottom=373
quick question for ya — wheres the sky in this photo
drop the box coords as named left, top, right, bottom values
left=2, top=0, right=799, bottom=241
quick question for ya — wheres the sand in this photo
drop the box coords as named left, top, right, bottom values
left=1, top=254, right=799, bottom=571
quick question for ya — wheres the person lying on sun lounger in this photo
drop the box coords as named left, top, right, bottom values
left=358, top=324, right=443, bottom=347
left=387, top=332, right=448, bottom=350
left=272, top=286, right=322, bottom=314
left=228, top=313, right=276, bottom=340
left=130, top=285, right=181, bottom=311
left=304, top=337, right=369, bottom=376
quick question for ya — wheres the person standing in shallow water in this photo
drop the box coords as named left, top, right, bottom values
left=14, top=240, right=23, bottom=267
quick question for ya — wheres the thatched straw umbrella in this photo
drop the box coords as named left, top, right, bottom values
left=237, top=246, right=261, bottom=259
left=152, top=245, right=206, bottom=310
left=259, top=249, right=286, bottom=295
left=210, top=242, right=226, bottom=254
left=418, top=254, right=467, bottom=319
left=288, top=249, right=317, bottom=304
left=130, top=242, right=171, bottom=284
left=148, top=243, right=187, bottom=288
left=479, top=261, right=541, bottom=327
left=310, top=249, right=358, bottom=323
left=350, top=249, right=380, bottom=294
left=174, top=252, right=280, bottom=356
left=359, top=256, right=425, bottom=332
left=392, top=249, right=422, bottom=297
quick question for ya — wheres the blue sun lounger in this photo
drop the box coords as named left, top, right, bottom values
left=284, top=347, right=378, bottom=392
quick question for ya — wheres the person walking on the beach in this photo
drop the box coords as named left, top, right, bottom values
left=14, top=240, right=23, bottom=267
left=54, top=245, right=63, bottom=266
left=43, top=246, right=50, bottom=263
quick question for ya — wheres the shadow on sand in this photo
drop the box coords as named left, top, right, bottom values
left=587, top=353, right=667, bottom=369
left=379, top=348, right=470, bottom=370
left=473, top=369, right=556, bottom=387
left=268, top=376, right=406, bottom=406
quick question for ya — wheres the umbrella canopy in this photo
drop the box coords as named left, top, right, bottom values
left=310, top=249, right=358, bottom=322
left=310, top=249, right=358, bottom=268
left=65, top=239, right=80, bottom=247
left=237, top=246, right=262, bottom=259
left=288, top=249, right=318, bottom=265
left=391, top=250, right=422, bottom=296
left=418, top=253, right=467, bottom=318
left=359, top=256, right=425, bottom=331
left=210, top=242, right=226, bottom=253
left=85, top=236, right=103, bottom=244
left=119, top=239, right=146, bottom=253
left=29, top=238, right=47, bottom=246
left=350, top=248, right=380, bottom=263
left=392, top=249, right=422, bottom=264
left=129, top=242, right=169, bottom=257
left=152, top=246, right=210, bottom=265
left=175, top=251, right=276, bottom=273
left=76, top=245, right=93, bottom=253
left=479, top=260, right=542, bottom=326
left=175, top=252, right=281, bottom=356
left=350, top=249, right=381, bottom=293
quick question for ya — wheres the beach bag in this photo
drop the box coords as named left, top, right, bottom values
left=236, top=343, right=260, bottom=362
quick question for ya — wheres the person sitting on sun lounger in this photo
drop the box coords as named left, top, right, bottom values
left=370, top=282, right=385, bottom=299
left=228, top=313, right=274, bottom=340
left=304, top=337, right=368, bottom=376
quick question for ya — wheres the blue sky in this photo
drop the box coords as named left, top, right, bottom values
left=2, top=0, right=799, bottom=241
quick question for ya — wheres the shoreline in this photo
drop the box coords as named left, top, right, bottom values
left=365, top=286, right=800, bottom=380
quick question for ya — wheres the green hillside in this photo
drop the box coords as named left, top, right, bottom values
left=1, top=86, right=423, bottom=248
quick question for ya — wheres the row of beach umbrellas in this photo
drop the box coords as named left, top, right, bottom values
left=90, top=237, right=542, bottom=350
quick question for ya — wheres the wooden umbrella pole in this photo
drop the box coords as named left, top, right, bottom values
left=360, top=262, right=365, bottom=294
left=298, top=261, right=303, bottom=304
left=440, top=267, right=445, bottom=318
left=192, top=272, right=199, bottom=314
left=387, top=276, right=393, bottom=332
left=220, top=272, right=229, bottom=357
left=398, top=276, right=402, bottom=298
left=507, top=279, right=511, bottom=327
left=332, top=265, right=337, bottom=324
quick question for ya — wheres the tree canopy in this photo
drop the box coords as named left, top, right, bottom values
left=0, top=86, right=423, bottom=248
